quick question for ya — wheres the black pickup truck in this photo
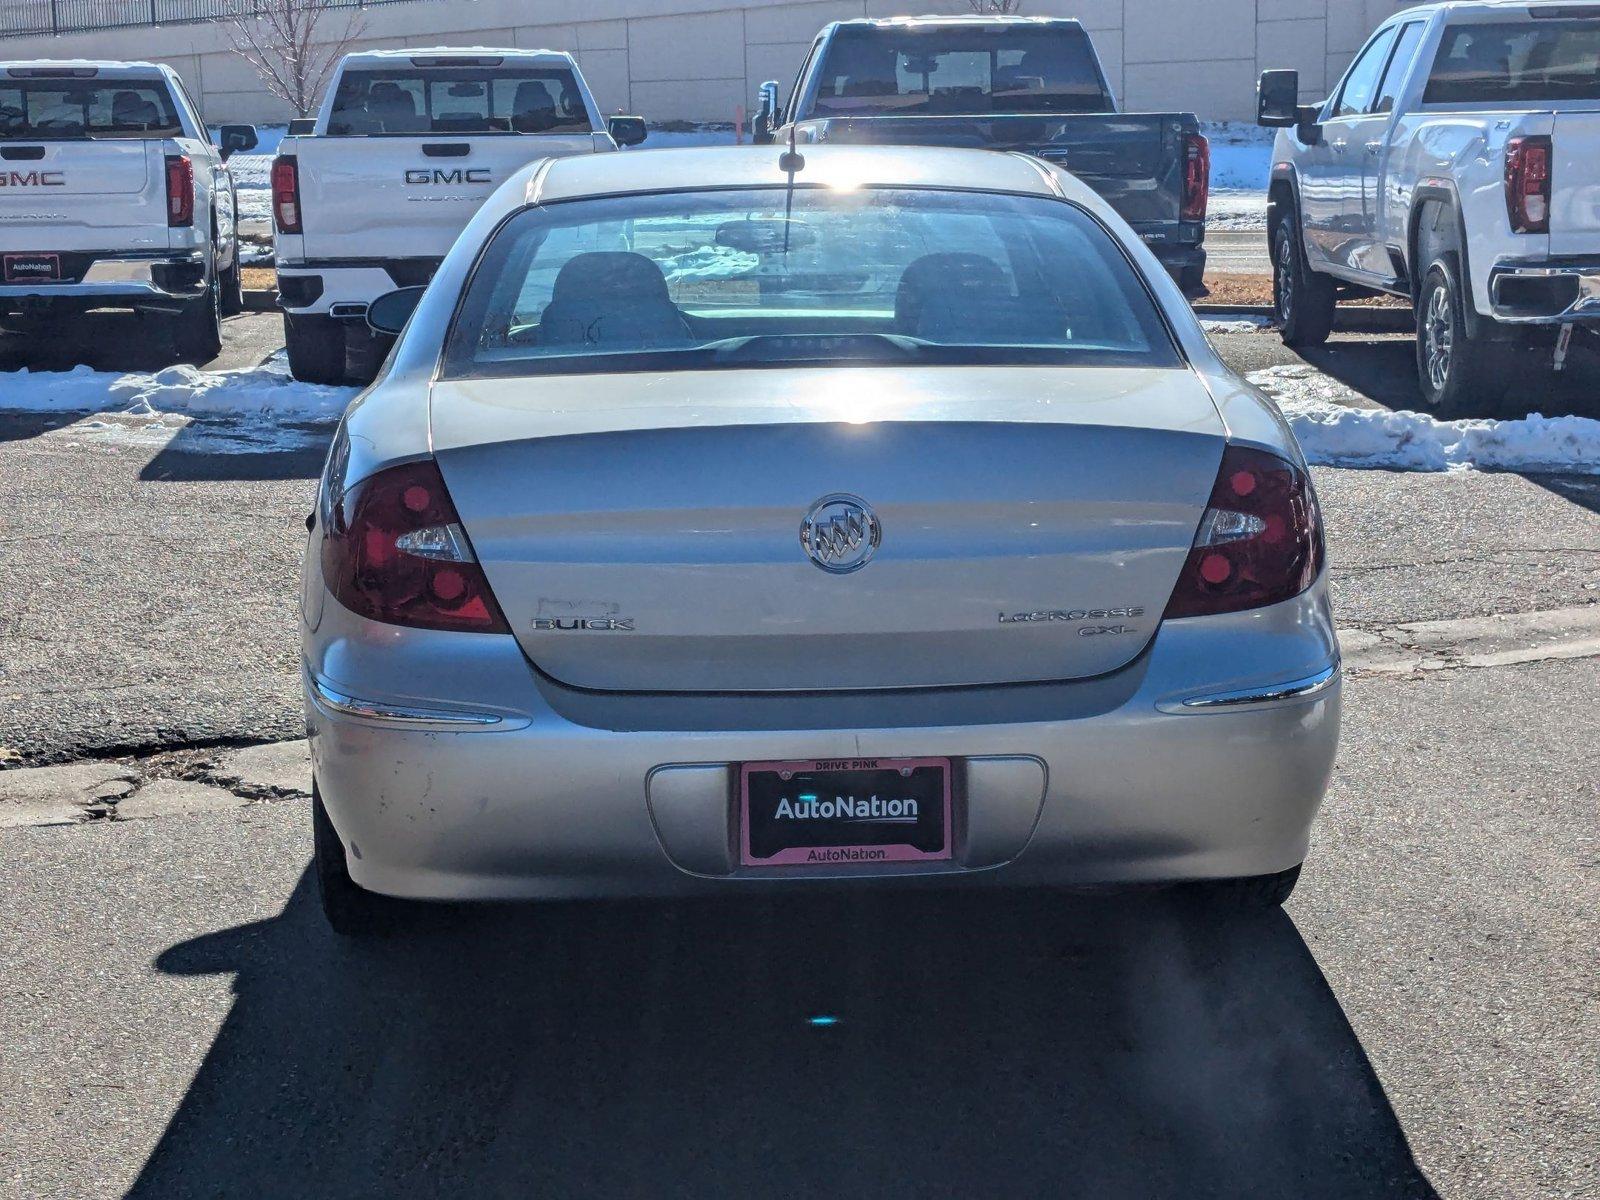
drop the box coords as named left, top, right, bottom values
left=754, top=17, right=1209, bottom=296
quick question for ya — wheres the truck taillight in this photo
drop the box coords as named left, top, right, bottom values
left=164, top=154, right=194, bottom=227
left=1163, top=445, right=1323, bottom=620
left=272, top=154, right=302, bottom=234
left=322, top=459, right=510, bottom=634
left=1505, top=135, right=1552, bottom=234
left=1181, top=132, right=1210, bottom=223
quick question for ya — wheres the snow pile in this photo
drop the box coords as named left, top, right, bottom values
left=0, top=359, right=352, bottom=422
left=1250, top=364, right=1600, bottom=474
left=1200, top=315, right=1272, bottom=334
left=1201, top=120, right=1273, bottom=231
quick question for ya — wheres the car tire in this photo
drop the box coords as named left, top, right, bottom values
left=219, top=244, right=245, bottom=317
left=1273, top=212, right=1336, bottom=348
left=170, top=263, right=223, bottom=365
left=1415, top=258, right=1512, bottom=418
left=313, top=785, right=403, bottom=937
left=284, top=312, right=348, bottom=385
left=1182, top=864, right=1302, bottom=909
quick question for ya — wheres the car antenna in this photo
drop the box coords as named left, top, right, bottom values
left=779, top=124, right=805, bottom=255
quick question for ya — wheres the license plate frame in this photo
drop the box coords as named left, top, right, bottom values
left=3, top=253, right=61, bottom=284
left=739, top=756, right=953, bottom=868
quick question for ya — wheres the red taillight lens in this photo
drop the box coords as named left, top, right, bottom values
left=1181, top=132, right=1210, bottom=223
left=271, top=154, right=302, bottom=234
left=165, top=154, right=194, bottom=227
left=1163, top=445, right=1323, bottom=620
left=321, top=459, right=510, bottom=634
left=1505, top=135, right=1552, bottom=235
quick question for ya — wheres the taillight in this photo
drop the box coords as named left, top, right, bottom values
left=1505, top=135, right=1551, bottom=234
left=1181, top=132, right=1210, bottom=223
left=321, top=459, right=510, bottom=634
left=164, top=154, right=194, bottom=227
left=272, top=154, right=302, bottom=234
left=1163, top=445, right=1323, bottom=620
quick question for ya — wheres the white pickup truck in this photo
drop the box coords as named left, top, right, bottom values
left=1259, top=0, right=1600, bottom=413
left=0, top=59, right=256, bottom=363
left=273, top=47, right=645, bottom=384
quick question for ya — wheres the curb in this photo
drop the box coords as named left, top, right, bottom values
left=1194, top=302, right=1414, bottom=334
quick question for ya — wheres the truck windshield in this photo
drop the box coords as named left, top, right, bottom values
left=0, top=80, right=180, bottom=140
left=805, top=25, right=1112, bottom=117
left=327, top=67, right=591, bottom=136
left=1424, top=19, right=1600, bottom=103
left=441, top=186, right=1179, bottom=379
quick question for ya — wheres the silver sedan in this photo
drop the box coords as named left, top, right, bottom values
left=301, top=144, right=1340, bottom=934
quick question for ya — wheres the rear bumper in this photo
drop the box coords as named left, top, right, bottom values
left=0, top=249, right=207, bottom=304
left=304, top=580, right=1341, bottom=902
left=1488, top=259, right=1600, bottom=323
left=277, top=257, right=443, bottom=316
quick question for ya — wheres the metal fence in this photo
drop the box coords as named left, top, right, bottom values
left=0, top=0, right=422, bottom=39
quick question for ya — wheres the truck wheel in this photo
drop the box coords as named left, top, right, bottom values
left=1273, top=214, right=1336, bottom=347
left=170, top=267, right=223, bottom=365
left=219, top=246, right=245, bottom=317
left=283, top=312, right=348, bottom=385
left=343, top=322, right=394, bottom=386
left=313, top=785, right=403, bottom=937
left=1416, top=260, right=1511, bottom=418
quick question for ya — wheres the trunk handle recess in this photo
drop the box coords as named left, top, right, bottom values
left=1, top=146, right=46, bottom=160
left=421, top=143, right=470, bottom=157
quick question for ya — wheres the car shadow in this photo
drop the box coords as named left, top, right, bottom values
left=130, top=875, right=1438, bottom=1199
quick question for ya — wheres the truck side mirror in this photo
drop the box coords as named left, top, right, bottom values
left=217, top=123, right=258, bottom=160
left=608, top=115, right=647, bottom=147
left=367, top=286, right=426, bottom=337
left=752, top=80, right=780, bottom=146
left=1257, top=70, right=1301, bottom=127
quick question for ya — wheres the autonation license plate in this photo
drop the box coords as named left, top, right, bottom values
left=3, top=253, right=60, bottom=283
left=740, top=757, right=951, bottom=868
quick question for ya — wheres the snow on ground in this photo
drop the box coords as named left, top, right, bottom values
left=1250, top=364, right=1600, bottom=474
left=0, top=356, right=352, bottom=452
left=1199, top=316, right=1272, bottom=334
left=1202, top=120, right=1273, bottom=231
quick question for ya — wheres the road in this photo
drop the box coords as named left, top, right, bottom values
left=1, top=312, right=1597, bottom=1198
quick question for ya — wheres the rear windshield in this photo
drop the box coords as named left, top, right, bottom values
left=326, top=66, right=592, bottom=135
left=0, top=79, right=180, bottom=140
left=441, top=186, right=1179, bottom=380
left=1424, top=19, right=1600, bottom=103
left=805, top=25, right=1112, bottom=117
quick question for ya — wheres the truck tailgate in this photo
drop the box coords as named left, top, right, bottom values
left=0, top=141, right=167, bottom=249
left=1550, top=111, right=1600, bottom=257
left=294, top=133, right=599, bottom=260
left=803, top=114, right=1188, bottom=226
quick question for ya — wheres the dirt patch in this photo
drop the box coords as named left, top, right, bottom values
left=242, top=266, right=276, bottom=293
left=1203, top=272, right=1412, bottom=309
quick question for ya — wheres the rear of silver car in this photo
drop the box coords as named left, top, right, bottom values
left=300, top=151, right=1340, bottom=923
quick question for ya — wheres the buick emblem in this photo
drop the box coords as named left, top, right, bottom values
left=799, top=494, right=881, bottom=574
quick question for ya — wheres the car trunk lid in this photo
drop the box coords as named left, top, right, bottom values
left=432, top=366, right=1225, bottom=693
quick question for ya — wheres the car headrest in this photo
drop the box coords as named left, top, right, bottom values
left=895, top=253, right=1010, bottom=332
left=551, top=252, right=672, bottom=304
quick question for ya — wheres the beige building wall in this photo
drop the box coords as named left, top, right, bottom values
left=0, top=0, right=1406, bottom=126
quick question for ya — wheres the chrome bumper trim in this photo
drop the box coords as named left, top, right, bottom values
left=1178, top=662, right=1340, bottom=710
left=1490, top=265, right=1600, bottom=323
left=308, top=673, right=505, bottom=728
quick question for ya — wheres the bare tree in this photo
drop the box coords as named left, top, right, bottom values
left=223, top=0, right=367, bottom=118
left=966, top=0, right=1023, bottom=12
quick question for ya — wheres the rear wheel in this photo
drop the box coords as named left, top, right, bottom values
left=1415, top=259, right=1512, bottom=418
left=219, top=242, right=245, bottom=317
left=1181, top=864, right=1302, bottom=910
left=1273, top=213, right=1336, bottom=347
left=169, top=262, right=223, bottom=365
left=343, top=321, right=394, bottom=386
left=284, top=312, right=348, bottom=384
left=314, top=785, right=403, bottom=937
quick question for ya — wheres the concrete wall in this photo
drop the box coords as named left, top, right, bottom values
left=0, top=0, right=1407, bottom=125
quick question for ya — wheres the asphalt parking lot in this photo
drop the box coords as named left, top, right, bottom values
left=1, top=312, right=1596, bottom=1198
